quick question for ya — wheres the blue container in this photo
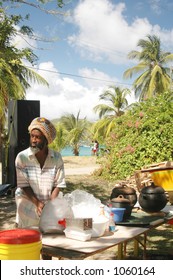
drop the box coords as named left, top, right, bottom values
left=111, top=208, right=125, bottom=222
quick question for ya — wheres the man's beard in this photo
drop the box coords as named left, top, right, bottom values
left=30, top=142, right=44, bottom=154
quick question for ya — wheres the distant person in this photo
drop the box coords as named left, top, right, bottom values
left=92, top=140, right=99, bottom=156
left=15, top=117, right=66, bottom=228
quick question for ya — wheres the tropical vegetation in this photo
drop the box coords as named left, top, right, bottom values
left=98, top=91, right=173, bottom=180
left=0, top=9, right=49, bottom=160
left=0, top=11, right=48, bottom=112
left=56, top=111, right=91, bottom=156
left=92, top=86, right=131, bottom=139
left=0, top=0, right=64, bottom=10
left=93, top=86, right=130, bottom=118
left=51, top=123, right=68, bottom=152
left=123, top=35, right=173, bottom=101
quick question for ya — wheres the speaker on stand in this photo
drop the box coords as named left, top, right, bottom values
left=2, top=100, right=40, bottom=187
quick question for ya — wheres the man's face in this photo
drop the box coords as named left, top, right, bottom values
left=30, top=129, right=47, bottom=151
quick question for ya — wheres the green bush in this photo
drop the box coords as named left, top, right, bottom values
left=100, top=91, right=173, bottom=180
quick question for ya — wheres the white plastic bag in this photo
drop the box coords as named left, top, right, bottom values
left=64, top=189, right=102, bottom=218
left=39, top=196, right=72, bottom=233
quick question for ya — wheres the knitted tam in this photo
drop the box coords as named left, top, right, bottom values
left=28, top=117, right=56, bottom=144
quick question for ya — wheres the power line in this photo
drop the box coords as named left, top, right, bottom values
left=28, top=66, right=133, bottom=87
left=66, top=37, right=126, bottom=58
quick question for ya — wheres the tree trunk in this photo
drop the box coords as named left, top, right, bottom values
left=73, top=146, right=79, bottom=156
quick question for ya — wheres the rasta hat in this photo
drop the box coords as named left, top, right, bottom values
left=28, top=117, right=57, bottom=144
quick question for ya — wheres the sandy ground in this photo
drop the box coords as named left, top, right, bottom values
left=63, top=156, right=100, bottom=175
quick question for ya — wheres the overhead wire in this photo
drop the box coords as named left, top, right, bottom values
left=28, top=66, right=133, bottom=87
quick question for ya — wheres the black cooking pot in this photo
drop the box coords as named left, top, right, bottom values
left=110, top=185, right=137, bottom=206
left=111, top=195, right=133, bottom=220
left=139, top=183, right=168, bottom=212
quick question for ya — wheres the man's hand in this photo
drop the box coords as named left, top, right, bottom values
left=36, top=200, right=45, bottom=216
left=50, top=187, right=60, bottom=200
left=22, top=187, right=45, bottom=216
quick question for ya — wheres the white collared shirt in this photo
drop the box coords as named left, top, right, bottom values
left=15, top=147, right=66, bottom=201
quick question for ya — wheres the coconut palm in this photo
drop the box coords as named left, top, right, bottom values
left=0, top=11, right=48, bottom=160
left=0, top=12, right=48, bottom=103
left=60, top=111, right=88, bottom=156
left=50, top=123, right=68, bottom=152
left=92, top=86, right=130, bottom=139
left=123, top=34, right=173, bottom=101
left=93, top=86, right=130, bottom=118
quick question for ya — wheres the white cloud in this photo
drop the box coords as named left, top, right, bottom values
left=26, top=62, right=135, bottom=122
left=26, top=62, right=104, bottom=121
left=78, top=68, right=118, bottom=88
left=67, top=0, right=150, bottom=64
left=68, top=0, right=173, bottom=64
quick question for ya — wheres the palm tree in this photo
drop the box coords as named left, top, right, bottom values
left=50, top=123, right=68, bottom=152
left=60, top=111, right=88, bottom=156
left=93, top=86, right=130, bottom=118
left=0, top=11, right=48, bottom=160
left=92, top=86, right=130, bottom=139
left=123, top=34, right=173, bottom=101
left=91, top=117, right=114, bottom=140
left=0, top=11, right=48, bottom=102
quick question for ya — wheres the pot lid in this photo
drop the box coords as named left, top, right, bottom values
left=111, top=185, right=136, bottom=195
left=111, top=195, right=130, bottom=204
left=141, top=183, right=165, bottom=194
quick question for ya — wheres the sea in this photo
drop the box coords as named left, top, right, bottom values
left=60, top=146, right=92, bottom=157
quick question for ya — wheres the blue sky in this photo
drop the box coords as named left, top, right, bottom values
left=5, top=0, right=173, bottom=121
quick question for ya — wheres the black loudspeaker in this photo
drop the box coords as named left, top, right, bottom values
left=8, top=100, right=40, bottom=149
left=3, top=100, right=40, bottom=186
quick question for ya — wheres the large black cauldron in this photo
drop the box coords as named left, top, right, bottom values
left=139, top=183, right=168, bottom=212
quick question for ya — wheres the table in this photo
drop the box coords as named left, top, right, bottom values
left=42, top=226, right=150, bottom=260
left=42, top=208, right=173, bottom=260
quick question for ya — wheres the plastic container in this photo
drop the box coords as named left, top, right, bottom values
left=0, top=229, right=42, bottom=260
left=150, top=169, right=173, bottom=191
left=64, top=228, right=92, bottom=241
left=92, top=219, right=108, bottom=237
left=111, top=208, right=125, bottom=222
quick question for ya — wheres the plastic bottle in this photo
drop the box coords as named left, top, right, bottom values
left=99, top=205, right=109, bottom=232
left=99, top=205, right=106, bottom=216
left=109, top=212, right=116, bottom=232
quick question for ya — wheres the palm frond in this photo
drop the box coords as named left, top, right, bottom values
left=124, top=34, right=173, bottom=100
